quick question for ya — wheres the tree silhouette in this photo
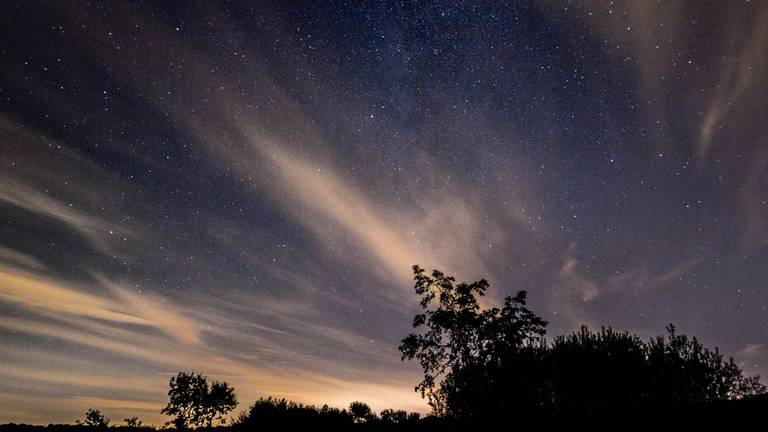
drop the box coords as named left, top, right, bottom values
left=379, top=409, right=421, bottom=425
left=238, top=397, right=320, bottom=428
left=400, top=265, right=767, bottom=420
left=348, top=401, right=374, bottom=423
left=644, top=325, right=766, bottom=402
left=379, top=409, right=406, bottom=424
left=546, top=325, right=767, bottom=416
left=545, top=326, right=649, bottom=415
left=161, top=371, right=237, bottom=429
left=76, top=409, right=110, bottom=427
left=234, top=397, right=356, bottom=429
left=399, top=265, right=547, bottom=415
left=123, top=416, right=143, bottom=428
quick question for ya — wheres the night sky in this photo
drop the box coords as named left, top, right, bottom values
left=1, top=0, right=767, bottom=424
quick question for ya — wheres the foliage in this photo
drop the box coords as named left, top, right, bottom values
left=399, top=265, right=547, bottom=414
left=123, top=417, right=143, bottom=428
left=400, top=265, right=767, bottom=419
left=76, top=410, right=109, bottom=428
left=238, top=397, right=325, bottom=426
left=348, top=402, right=375, bottom=423
left=645, top=325, right=766, bottom=401
left=546, top=325, right=767, bottom=415
left=233, top=397, right=424, bottom=430
left=379, top=409, right=418, bottom=424
left=161, top=371, right=238, bottom=429
left=234, top=397, right=355, bottom=429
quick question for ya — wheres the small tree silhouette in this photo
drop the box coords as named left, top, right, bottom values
left=348, top=401, right=374, bottom=423
left=77, top=409, right=110, bottom=427
left=380, top=409, right=416, bottom=424
left=123, top=416, right=143, bottom=428
left=161, top=371, right=237, bottom=429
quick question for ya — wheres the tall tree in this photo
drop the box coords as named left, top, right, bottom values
left=399, top=265, right=547, bottom=415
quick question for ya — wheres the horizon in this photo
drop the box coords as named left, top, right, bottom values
left=1, top=1, right=767, bottom=425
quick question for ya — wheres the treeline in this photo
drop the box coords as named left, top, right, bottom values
left=399, top=266, right=767, bottom=420
left=0, top=397, right=430, bottom=431
left=2, top=265, right=767, bottom=429
left=231, top=398, right=423, bottom=430
left=3, top=393, right=768, bottom=432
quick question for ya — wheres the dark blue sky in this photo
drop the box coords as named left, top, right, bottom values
left=1, top=0, right=766, bottom=424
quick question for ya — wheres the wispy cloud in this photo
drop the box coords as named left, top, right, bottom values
left=231, top=135, right=541, bottom=295
left=696, top=6, right=768, bottom=160
left=101, top=277, right=202, bottom=345
left=0, top=246, right=45, bottom=270
left=0, top=116, right=136, bottom=257
left=0, top=269, right=148, bottom=326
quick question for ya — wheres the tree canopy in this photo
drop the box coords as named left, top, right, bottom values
left=399, top=265, right=548, bottom=415
left=76, top=409, right=110, bottom=428
left=348, top=402, right=374, bottom=423
left=400, top=265, right=766, bottom=419
left=122, top=417, right=143, bottom=428
left=161, top=371, right=238, bottom=429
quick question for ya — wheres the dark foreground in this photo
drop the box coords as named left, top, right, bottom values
left=3, top=394, right=767, bottom=432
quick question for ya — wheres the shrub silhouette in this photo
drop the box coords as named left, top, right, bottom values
left=161, top=371, right=238, bottom=429
left=645, top=325, right=765, bottom=401
left=545, top=325, right=766, bottom=416
left=545, top=326, right=649, bottom=415
left=232, top=398, right=426, bottom=430
left=235, top=397, right=354, bottom=429
left=76, top=409, right=109, bottom=427
left=400, top=265, right=767, bottom=419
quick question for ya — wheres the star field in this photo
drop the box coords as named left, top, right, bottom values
left=1, top=0, right=767, bottom=424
